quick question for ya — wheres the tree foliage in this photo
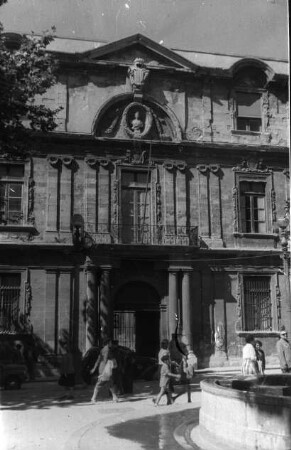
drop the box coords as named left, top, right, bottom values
left=0, top=24, right=61, bottom=154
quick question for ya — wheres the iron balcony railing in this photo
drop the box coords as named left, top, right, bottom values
left=86, top=223, right=199, bottom=246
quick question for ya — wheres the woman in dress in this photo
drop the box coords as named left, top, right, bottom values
left=241, top=334, right=259, bottom=375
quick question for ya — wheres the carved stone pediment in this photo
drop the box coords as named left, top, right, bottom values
left=95, top=98, right=178, bottom=142
left=81, top=34, right=197, bottom=72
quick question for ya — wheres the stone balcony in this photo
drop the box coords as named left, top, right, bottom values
left=86, top=224, right=199, bottom=246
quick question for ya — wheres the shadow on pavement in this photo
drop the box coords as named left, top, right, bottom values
left=0, top=378, right=203, bottom=411
left=106, top=408, right=200, bottom=450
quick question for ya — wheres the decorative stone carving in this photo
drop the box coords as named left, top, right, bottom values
left=235, top=274, right=243, bottom=332
left=209, top=164, right=220, bottom=174
left=214, top=322, right=225, bottom=351
left=164, top=160, right=187, bottom=172
left=197, top=164, right=220, bottom=174
left=233, top=159, right=271, bottom=173
left=47, top=156, right=61, bottom=168
left=62, top=156, right=77, bottom=170
left=100, top=159, right=111, bottom=168
left=197, top=164, right=208, bottom=174
left=271, top=188, right=277, bottom=223
left=156, top=182, right=162, bottom=244
left=112, top=179, right=119, bottom=242
left=85, top=156, right=99, bottom=168
left=276, top=283, right=281, bottom=328
left=22, top=269, right=33, bottom=333
left=186, top=127, right=203, bottom=141
left=128, top=58, right=150, bottom=99
left=176, top=162, right=187, bottom=172
left=27, top=176, right=35, bottom=225
left=163, top=161, right=175, bottom=171
left=232, top=186, right=239, bottom=233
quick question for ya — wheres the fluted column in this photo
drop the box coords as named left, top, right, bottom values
left=85, top=257, right=97, bottom=351
left=182, top=269, right=193, bottom=351
left=168, top=269, right=178, bottom=337
left=99, top=265, right=113, bottom=341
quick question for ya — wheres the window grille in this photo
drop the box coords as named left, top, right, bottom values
left=240, top=181, right=266, bottom=233
left=243, top=276, right=272, bottom=331
left=113, top=311, right=136, bottom=351
left=0, top=274, right=21, bottom=331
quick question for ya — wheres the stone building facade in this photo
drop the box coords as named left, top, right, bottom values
left=0, top=34, right=289, bottom=368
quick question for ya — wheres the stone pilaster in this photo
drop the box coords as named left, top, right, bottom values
left=181, top=269, right=192, bottom=350
left=168, top=269, right=178, bottom=337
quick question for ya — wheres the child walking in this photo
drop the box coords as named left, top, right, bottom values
left=153, top=354, right=180, bottom=406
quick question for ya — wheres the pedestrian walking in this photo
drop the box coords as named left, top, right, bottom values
left=58, top=343, right=75, bottom=400
left=255, top=340, right=266, bottom=375
left=152, top=354, right=180, bottom=407
left=276, top=328, right=291, bottom=373
left=90, top=339, right=119, bottom=403
left=158, top=339, right=170, bottom=380
left=241, top=334, right=259, bottom=376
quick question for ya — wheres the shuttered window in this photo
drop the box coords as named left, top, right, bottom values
left=236, top=92, right=262, bottom=132
left=244, top=276, right=272, bottom=331
left=240, top=181, right=266, bottom=233
left=121, top=171, right=151, bottom=244
left=0, top=165, right=24, bottom=225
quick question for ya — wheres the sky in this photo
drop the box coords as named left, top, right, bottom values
left=0, top=0, right=289, bottom=59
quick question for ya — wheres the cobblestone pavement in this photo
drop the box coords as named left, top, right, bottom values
left=0, top=368, right=280, bottom=450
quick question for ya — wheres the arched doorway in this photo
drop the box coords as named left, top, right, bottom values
left=114, top=281, right=160, bottom=357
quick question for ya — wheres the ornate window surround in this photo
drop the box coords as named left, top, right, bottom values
left=232, top=165, right=277, bottom=239
left=114, top=161, right=158, bottom=245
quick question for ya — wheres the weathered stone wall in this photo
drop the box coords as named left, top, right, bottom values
left=46, top=69, right=288, bottom=146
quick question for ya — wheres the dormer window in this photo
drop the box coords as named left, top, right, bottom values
left=236, top=92, right=262, bottom=132
left=233, top=65, right=267, bottom=134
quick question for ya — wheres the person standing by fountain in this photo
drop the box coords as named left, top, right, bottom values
left=255, top=340, right=266, bottom=375
left=241, top=334, right=259, bottom=375
left=276, top=328, right=291, bottom=373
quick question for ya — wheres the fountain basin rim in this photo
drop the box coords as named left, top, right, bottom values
left=200, top=377, right=291, bottom=407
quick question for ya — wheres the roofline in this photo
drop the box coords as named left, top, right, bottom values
left=76, top=33, right=199, bottom=71
left=7, top=30, right=289, bottom=64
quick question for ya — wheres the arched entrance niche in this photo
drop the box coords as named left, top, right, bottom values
left=114, top=281, right=160, bottom=357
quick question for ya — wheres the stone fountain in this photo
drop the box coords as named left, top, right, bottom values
left=190, top=374, right=291, bottom=450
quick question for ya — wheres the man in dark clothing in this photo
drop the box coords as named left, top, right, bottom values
left=276, top=329, right=291, bottom=373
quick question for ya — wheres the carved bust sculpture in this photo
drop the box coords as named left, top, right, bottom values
left=131, top=111, right=144, bottom=136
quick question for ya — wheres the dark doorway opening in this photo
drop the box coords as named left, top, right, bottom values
left=114, top=281, right=160, bottom=358
left=135, top=311, right=159, bottom=357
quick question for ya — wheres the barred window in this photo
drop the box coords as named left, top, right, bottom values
left=0, top=165, right=24, bottom=225
left=0, top=273, right=21, bottom=332
left=243, top=276, right=272, bottom=331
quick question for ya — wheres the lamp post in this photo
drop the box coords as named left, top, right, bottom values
left=278, top=200, right=291, bottom=336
